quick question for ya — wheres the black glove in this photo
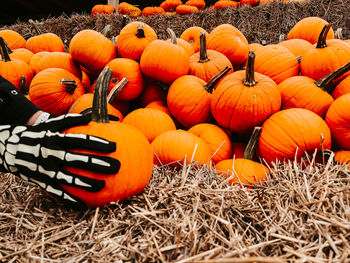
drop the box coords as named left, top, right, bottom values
left=0, top=113, right=121, bottom=209
left=0, top=75, right=42, bottom=125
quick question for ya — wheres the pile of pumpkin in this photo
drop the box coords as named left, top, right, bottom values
left=92, top=0, right=307, bottom=17
left=1, top=16, right=350, bottom=207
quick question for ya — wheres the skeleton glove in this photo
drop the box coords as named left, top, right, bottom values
left=0, top=113, right=121, bottom=209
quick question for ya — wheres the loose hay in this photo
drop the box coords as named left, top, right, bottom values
left=1, top=0, right=350, bottom=45
left=1, top=154, right=350, bottom=262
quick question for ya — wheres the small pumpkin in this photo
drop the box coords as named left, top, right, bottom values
left=212, top=1, right=239, bottom=9
left=0, top=29, right=26, bottom=50
left=185, top=0, right=205, bottom=10
left=175, top=4, right=199, bottom=14
left=91, top=4, right=116, bottom=16
left=166, top=28, right=196, bottom=57
left=334, top=151, right=350, bottom=167
left=160, top=0, right=183, bottom=11
left=180, top=26, right=208, bottom=53
left=142, top=6, right=165, bottom=16
left=117, top=2, right=142, bottom=17
left=8, top=48, right=34, bottom=65
left=63, top=67, right=153, bottom=207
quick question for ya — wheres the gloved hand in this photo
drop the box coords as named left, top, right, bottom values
left=0, top=113, right=121, bottom=209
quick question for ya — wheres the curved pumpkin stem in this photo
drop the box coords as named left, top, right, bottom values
left=29, top=19, right=42, bottom=35
left=92, top=66, right=113, bottom=123
left=107, top=77, right=129, bottom=103
left=335, top=27, right=343, bottom=40
left=167, top=28, right=177, bottom=45
left=204, top=66, right=231, bottom=93
left=243, top=126, right=262, bottom=160
left=243, top=50, right=258, bottom=87
left=136, top=24, right=145, bottom=38
left=101, top=24, right=112, bottom=38
left=316, top=23, right=332, bottom=49
left=314, top=61, right=350, bottom=92
left=0, top=37, right=11, bottom=62
left=198, top=32, right=209, bottom=63
left=60, top=79, right=77, bottom=95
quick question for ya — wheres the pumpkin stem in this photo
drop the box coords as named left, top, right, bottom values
left=198, top=32, right=209, bottom=63
left=243, top=50, right=258, bottom=87
left=91, top=66, right=113, bottom=123
left=335, top=27, right=343, bottom=40
left=167, top=28, right=177, bottom=45
left=22, top=32, right=32, bottom=40
left=60, top=78, right=77, bottom=95
left=0, top=37, right=11, bottom=62
left=101, top=24, right=112, bottom=38
left=29, top=19, right=42, bottom=35
left=314, top=61, right=350, bottom=92
left=278, top=33, right=285, bottom=43
left=20, top=75, right=28, bottom=95
left=107, top=77, right=129, bottom=104
left=316, top=23, right=332, bottom=49
left=296, top=55, right=302, bottom=63
left=136, top=24, right=145, bottom=38
left=204, top=66, right=231, bottom=93
left=243, top=126, right=262, bottom=160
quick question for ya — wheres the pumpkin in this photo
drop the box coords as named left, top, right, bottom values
left=180, top=26, right=208, bottom=53
left=63, top=67, right=153, bottom=207
left=151, top=129, right=210, bottom=167
left=185, top=0, right=205, bottom=10
left=117, top=2, right=142, bottom=17
left=278, top=38, right=313, bottom=58
left=81, top=70, right=91, bottom=93
left=334, top=151, right=350, bottom=167
left=207, top=24, right=248, bottom=68
left=175, top=4, right=199, bottom=14
left=189, top=31, right=233, bottom=82
left=254, top=44, right=300, bottom=84
left=160, top=0, right=183, bottom=11
left=300, top=24, right=350, bottom=82
left=240, top=0, right=259, bottom=6
left=140, top=39, right=190, bottom=84
left=188, top=123, right=232, bottom=164
left=166, top=28, right=196, bottom=57
left=287, top=16, right=334, bottom=44
left=167, top=66, right=231, bottom=128
left=248, top=43, right=264, bottom=53
left=215, top=127, right=269, bottom=186
left=29, top=68, right=85, bottom=115
left=146, top=100, right=173, bottom=117
left=332, top=74, right=350, bottom=99
left=69, top=29, right=117, bottom=77
left=142, top=6, right=165, bottom=16
left=122, top=108, right=176, bottom=143
left=25, top=20, right=65, bottom=54
left=91, top=4, right=116, bottom=16
left=0, top=29, right=26, bottom=50
left=325, top=93, right=350, bottom=150
left=212, top=1, right=240, bottom=9
left=69, top=78, right=127, bottom=122
left=259, top=108, right=332, bottom=165
left=0, top=37, right=33, bottom=93
left=277, top=62, right=350, bottom=117
left=117, top=21, right=158, bottom=61
left=9, top=48, right=34, bottom=65
left=211, top=51, right=281, bottom=134
left=90, top=58, right=144, bottom=102
left=33, top=51, right=82, bottom=79
left=28, top=51, right=49, bottom=73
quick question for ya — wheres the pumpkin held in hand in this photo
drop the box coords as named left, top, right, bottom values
left=63, top=67, right=154, bottom=207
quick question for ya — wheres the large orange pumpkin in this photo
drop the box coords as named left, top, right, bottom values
left=211, top=51, right=281, bottom=134
left=63, top=67, right=153, bottom=207
left=180, top=26, right=208, bottom=53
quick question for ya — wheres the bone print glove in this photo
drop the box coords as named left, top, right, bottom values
left=0, top=113, right=121, bottom=209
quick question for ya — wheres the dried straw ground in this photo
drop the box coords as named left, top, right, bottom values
left=1, top=152, right=350, bottom=262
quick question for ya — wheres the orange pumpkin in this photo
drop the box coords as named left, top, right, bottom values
left=180, top=26, right=208, bottom=53
left=69, top=29, right=117, bottom=77
left=166, top=28, right=196, bottom=57
left=63, top=67, right=153, bottom=207
left=122, top=108, right=176, bottom=143
left=185, top=0, right=205, bottom=10
left=167, top=66, right=231, bottom=128
left=287, top=16, right=334, bottom=44
left=300, top=24, right=350, bottom=83
left=0, top=29, right=26, bottom=50
left=140, top=39, right=190, bottom=84
left=332, top=75, right=350, bottom=99
left=254, top=44, right=300, bottom=84
left=248, top=43, right=263, bottom=53
left=189, top=32, right=233, bottom=82
left=117, top=2, right=142, bottom=17
left=151, top=129, right=211, bottom=167
left=91, top=4, right=116, bottom=16
left=325, top=93, right=350, bottom=150
left=259, top=108, right=332, bottom=165
left=278, top=38, right=313, bottom=58
left=117, top=21, right=158, bottom=61
left=240, top=0, right=259, bottom=6
left=8, top=48, right=34, bottom=65
left=188, top=123, right=232, bottom=164
left=211, top=51, right=281, bottom=134
left=334, top=151, right=350, bottom=167
left=28, top=51, right=49, bottom=73
left=207, top=24, right=248, bottom=68
left=142, top=6, right=165, bottom=16
left=175, top=4, right=199, bottom=14
left=212, top=0, right=239, bottom=9
left=160, top=0, right=183, bottom=11
left=0, top=37, right=33, bottom=93
left=29, top=68, right=85, bottom=115
left=216, top=127, right=269, bottom=186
